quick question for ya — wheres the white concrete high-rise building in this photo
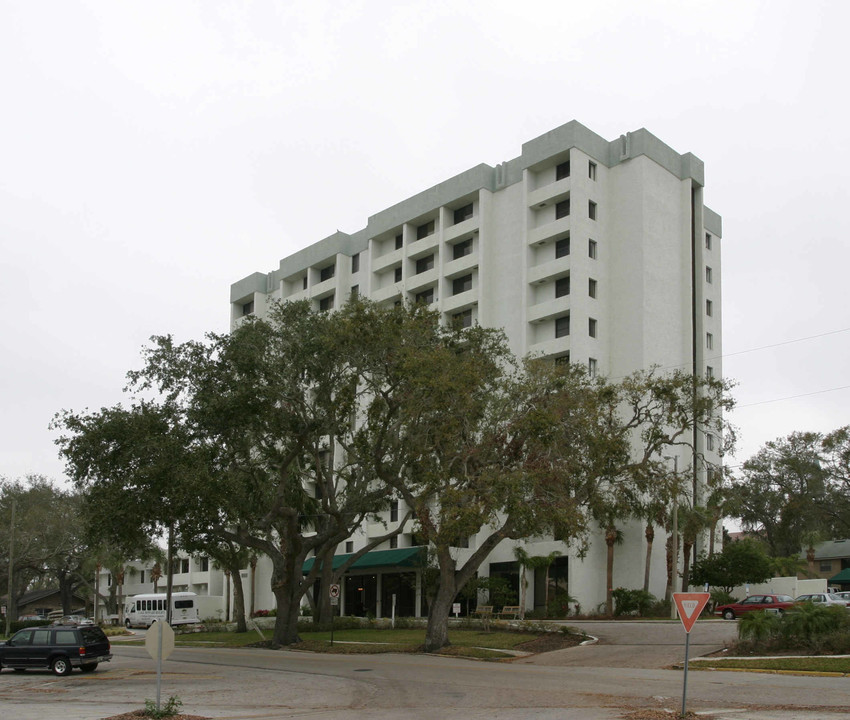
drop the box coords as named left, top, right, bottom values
left=230, top=121, right=722, bottom=617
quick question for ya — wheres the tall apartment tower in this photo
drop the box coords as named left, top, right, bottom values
left=231, top=121, right=722, bottom=613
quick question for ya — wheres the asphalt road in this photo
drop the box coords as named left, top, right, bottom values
left=1, top=621, right=846, bottom=720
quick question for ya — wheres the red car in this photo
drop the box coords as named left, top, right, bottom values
left=715, top=594, right=795, bottom=619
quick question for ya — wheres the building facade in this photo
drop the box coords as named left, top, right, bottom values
left=230, top=121, right=723, bottom=616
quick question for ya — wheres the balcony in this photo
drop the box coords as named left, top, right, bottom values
left=372, top=246, right=404, bottom=273
left=407, top=268, right=439, bottom=294
left=528, top=256, right=570, bottom=285
left=527, top=177, right=571, bottom=209
left=528, top=335, right=570, bottom=359
left=528, top=216, right=571, bottom=247
left=443, top=216, right=479, bottom=244
left=310, top=277, right=336, bottom=298
left=372, top=283, right=403, bottom=304
left=443, top=253, right=478, bottom=279
left=527, top=296, right=570, bottom=324
left=442, top=289, right=477, bottom=314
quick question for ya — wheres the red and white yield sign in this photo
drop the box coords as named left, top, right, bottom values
left=673, top=593, right=710, bottom=633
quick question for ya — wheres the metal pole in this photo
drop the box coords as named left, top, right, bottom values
left=166, top=524, right=174, bottom=625
left=681, top=631, right=691, bottom=718
left=670, top=456, right=679, bottom=620
left=155, top=619, right=164, bottom=711
left=5, top=499, right=15, bottom=637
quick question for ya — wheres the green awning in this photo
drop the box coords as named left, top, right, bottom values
left=302, top=546, right=426, bottom=574
left=829, top=568, right=850, bottom=584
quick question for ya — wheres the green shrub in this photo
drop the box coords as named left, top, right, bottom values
left=8, top=619, right=52, bottom=634
left=781, top=603, right=848, bottom=641
left=612, top=588, right=656, bottom=616
left=738, top=610, right=780, bottom=642
left=144, top=695, right=183, bottom=718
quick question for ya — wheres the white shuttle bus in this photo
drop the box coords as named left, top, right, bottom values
left=125, top=592, right=199, bottom=628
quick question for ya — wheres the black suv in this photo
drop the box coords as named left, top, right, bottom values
left=0, top=624, right=112, bottom=675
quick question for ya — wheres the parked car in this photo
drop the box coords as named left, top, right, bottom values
left=714, top=594, right=795, bottom=619
left=0, top=624, right=112, bottom=675
left=794, top=593, right=850, bottom=608
left=833, top=591, right=850, bottom=602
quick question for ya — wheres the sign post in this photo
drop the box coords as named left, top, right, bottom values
left=329, top=584, right=340, bottom=647
left=144, top=621, right=175, bottom=713
left=672, top=592, right=710, bottom=718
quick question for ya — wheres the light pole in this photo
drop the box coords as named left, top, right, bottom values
left=5, top=498, right=15, bottom=637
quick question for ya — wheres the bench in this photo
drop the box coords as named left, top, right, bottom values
left=472, top=605, right=494, bottom=630
left=497, top=605, right=522, bottom=620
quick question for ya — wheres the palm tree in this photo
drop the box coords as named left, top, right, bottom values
left=514, top=547, right=562, bottom=618
left=604, top=524, right=625, bottom=615
left=678, top=505, right=712, bottom=591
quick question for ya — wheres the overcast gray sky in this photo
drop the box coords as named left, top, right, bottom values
left=2, top=0, right=848, bottom=485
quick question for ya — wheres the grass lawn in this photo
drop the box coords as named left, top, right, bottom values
left=694, top=656, right=850, bottom=675
left=131, top=627, right=569, bottom=659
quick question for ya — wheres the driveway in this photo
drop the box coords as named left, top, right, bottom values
left=518, top=619, right=739, bottom=668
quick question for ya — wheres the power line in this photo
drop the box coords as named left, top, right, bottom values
left=715, top=326, right=850, bottom=362
left=735, top=384, right=850, bottom=409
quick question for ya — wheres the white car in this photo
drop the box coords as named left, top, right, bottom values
left=794, top=593, right=850, bottom=608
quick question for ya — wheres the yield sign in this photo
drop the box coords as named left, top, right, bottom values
left=673, top=592, right=710, bottom=633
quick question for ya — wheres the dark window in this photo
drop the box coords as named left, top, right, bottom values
left=588, top=161, right=597, bottom=180
left=415, top=254, right=435, bottom=274
left=555, top=276, right=570, bottom=298
left=395, top=233, right=404, bottom=250
left=706, top=266, right=713, bottom=283
left=390, top=499, right=399, bottom=522
left=554, top=353, right=570, bottom=366
left=351, top=253, right=360, bottom=273
left=389, top=536, right=398, bottom=549
left=351, top=285, right=359, bottom=298
left=139, top=570, right=145, bottom=584
left=453, top=274, right=472, bottom=295
left=319, top=295, right=334, bottom=312
left=453, top=204, right=473, bottom=224
left=241, top=301, right=254, bottom=316
left=588, top=358, right=597, bottom=376
left=394, top=267, right=402, bottom=282
left=555, top=315, right=570, bottom=338
left=588, top=201, right=597, bottom=220
left=452, top=309, right=472, bottom=328
left=200, top=557, right=209, bottom=572
left=453, top=238, right=473, bottom=260
left=54, top=630, right=76, bottom=644
left=302, top=275, right=308, bottom=290
left=182, top=558, right=189, bottom=573
left=32, top=629, right=51, bottom=645
left=556, top=161, right=570, bottom=180
left=706, top=366, right=714, bottom=378
left=320, top=264, right=335, bottom=282
left=174, top=599, right=194, bottom=609
left=415, top=287, right=434, bottom=304
left=588, top=239, right=597, bottom=259
left=705, top=233, right=712, bottom=250
left=555, top=199, right=570, bottom=219
left=589, top=318, right=597, bottom=338
left=588, top=278, right=597, bottom=298
left=345, top=541, right=354, bottom=553
left=416, top=220, right=435, bottom=240
left=555, top=236, right=570, bottom=258
left=706, top=299, right=712, bottom=316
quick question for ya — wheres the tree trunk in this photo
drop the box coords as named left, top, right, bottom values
left=605, top=526, right=617, bottom=616
left=643, top=524, right=654, bottom=594
left=519, top=563, right=527, bottom=620
left=664, top=534, right=674, bottom=604
left=228, top=560, right=248, bottom=633
left=315, top=546, right=336, bottom=624
left=681, top=540, right=693, bottom=591
left=806, top=546, right=816, bottom=577
left=424, top=563, right=458, bottom=653
left=58, top=571, right=74, bottom=614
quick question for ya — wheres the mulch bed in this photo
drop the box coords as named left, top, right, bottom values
left=102, top=713, right=210, bottom=720
left=514, top=631, right=585, bottom=653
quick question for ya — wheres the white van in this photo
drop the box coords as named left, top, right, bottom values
left=125, top=592, right=199, bottom=628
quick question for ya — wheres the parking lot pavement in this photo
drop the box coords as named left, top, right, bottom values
left=518, top=619, right=739, bottom=668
